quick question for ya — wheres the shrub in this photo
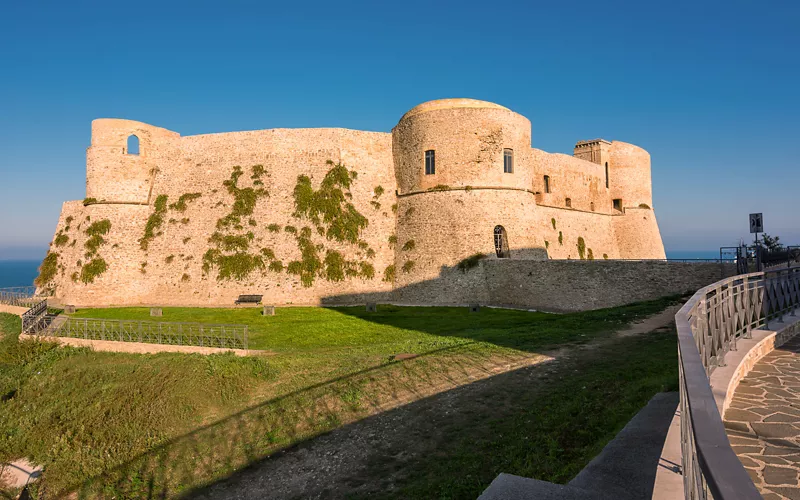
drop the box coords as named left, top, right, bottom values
left=391, top=203, right=398, bottom=213
left=639, top=203, right=651, bottom=209
left=577, top=237, right=586, bottom=260
left=85, top=219, right=112, bottom=257
left=401, top=260, right=416, bottom=273
left=267, top=224, right=281, bottom=233
left=456, top=253, right=486, bottom=272
left=181, top=273, right=191, bottom=282
left=268, top=260, right=284, bottom=272
left=260, top=248, right=275, bottom=261
left=551, top=218, right=557, bottom=230
left=251, top=164, right=266, bottom=179
left=370, top=201, right=381, bottom=210
left=544, top=240, right=550, bottom=249
left=383, top=265, right=396, bottom=283
left=603, top=254, right=609, bottom=260
left=34, top=252, right=59, bottom=287
left=80, top=258, right=108, bottom=284
left=284, top=225, right=297, bottom=234
left=558, top=231, right=563, bottom=245
left=373, top=186, right=384, bottom=198
left=388, top=234, right=397, bottom=245
left=587, top=248, right=594, bottom=260
left=53, top=233, right=69, bottom=247
left=209, top=232, right=251, bottom=252
left=428, top=185, right=450, bottom=192
left=83, top=197, right=97, bottom=206
left=248, top=219, right=257, bottom=226
left=402, top=240, right=416, bottom=251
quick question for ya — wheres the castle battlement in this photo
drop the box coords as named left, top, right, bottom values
left=39, top=98, right=665, bottom=306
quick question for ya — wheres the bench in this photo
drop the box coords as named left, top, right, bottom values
left=235, top=294, right=262, bottom=305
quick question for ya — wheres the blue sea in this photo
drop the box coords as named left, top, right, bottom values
left=0, top=260, right=40, bottom=288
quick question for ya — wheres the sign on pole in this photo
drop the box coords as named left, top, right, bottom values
left=749, top=213, right=763, bottom=234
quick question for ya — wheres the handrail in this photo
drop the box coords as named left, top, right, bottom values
left=675, top=265, right=800, bottom=498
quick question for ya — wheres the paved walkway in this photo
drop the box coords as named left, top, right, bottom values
left=725, top=334, right=800, bottom=500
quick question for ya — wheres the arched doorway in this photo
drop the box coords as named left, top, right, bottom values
left=494, top=225, right=509, bottom=258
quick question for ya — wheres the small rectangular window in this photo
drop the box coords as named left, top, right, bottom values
left=543, top=175, right=551, bottom=193
left=613, top=199, right=622, bottom=211
left=565, top=198, right=572, bottom=208
left=503, top=149, right=513, bottom=173
left=425, top=150, right=435, bottom=175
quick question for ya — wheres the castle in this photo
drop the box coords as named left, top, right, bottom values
left=37, top=98, right=666, bottom=307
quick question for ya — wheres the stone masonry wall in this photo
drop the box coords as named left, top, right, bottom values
left=39, top=98, right=670, bottom=308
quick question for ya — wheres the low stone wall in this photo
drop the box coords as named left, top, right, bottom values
left=0, top=305, right=29, bottom=317
left=384, top=260, right=736, bottom=312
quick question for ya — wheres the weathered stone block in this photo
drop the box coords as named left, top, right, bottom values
left=470, top=303, right=480, bottom=313
left=64, top=305, right=76, bottom=314
left=366, top=302, right=377, bottom=313
left=150, top=307, right=162, bottom=317
left=262, top=305, right=275, bottom=316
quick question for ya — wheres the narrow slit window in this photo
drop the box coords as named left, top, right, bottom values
left=494, top=225, right=509, bottom=258
left=605, top=162, right=609, bottom=188
left=503, top=149, right=513, bottom=173
left=425, top=150, right=435, bottom=175
left=543, top=175, right=551, bottom=193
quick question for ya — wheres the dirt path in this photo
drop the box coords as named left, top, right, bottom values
left=189, top=306, right=679, bottom=500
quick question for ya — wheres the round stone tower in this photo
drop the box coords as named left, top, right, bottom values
left=391, top=99, right=545, bottom=289
left=608, top=141, right=653, bottom=209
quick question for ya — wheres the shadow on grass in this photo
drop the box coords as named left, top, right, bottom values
left=62, top=341, right=535, bottom=498
left=64, top=324, right=679, bottom=499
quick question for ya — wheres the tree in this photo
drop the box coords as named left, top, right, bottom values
left=758, top=233, right=784, bottom=253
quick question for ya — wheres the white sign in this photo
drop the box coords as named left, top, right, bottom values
left=750, top=213, right=763, bottom=234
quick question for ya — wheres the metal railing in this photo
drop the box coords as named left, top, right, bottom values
left=21, top=299, right=49, bottom=334
left=0, top=286, right=39, bottom=308
left=675, top=266, right=800, bottom=499
left=43, top=317, right=249, bottom=350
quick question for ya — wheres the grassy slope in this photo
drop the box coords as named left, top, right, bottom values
left=1, top=296, right=681, bottom=497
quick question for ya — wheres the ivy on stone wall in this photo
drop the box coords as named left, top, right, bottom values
left=402, top=261, right=416, bottom=273
left=402, top=240, right=416, bottom=251
left=383, top=265, right=396, bottom=283
left=551, top=218, right=557, bottom=230
left=217, top=166, right=269, bottom=230
left=577, top=237, right=586, bottom=260
left=34, top=252, right=59, bottom=287
left=169, top=193, right=202, bottom=212
left=75, top=219, right=112, bottom=284
left=80, top=258, right=108, bottom=284
left=140, top=195, right=168, bottom=250
left=54, top=233, right=69, bottom=247
left=558, top=231, right=563, bottom=245
left=587, top=248, right=594, bottom=260
left=603, top=254, right=609, bottom=260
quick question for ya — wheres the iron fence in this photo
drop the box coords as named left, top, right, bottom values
left=44, top=317, right=249, bottom=350
left=21, top=299, right=49, bottom=334
left=675, top=265, right=800, bottom=499
left=0, top=286, right=39, bottom=307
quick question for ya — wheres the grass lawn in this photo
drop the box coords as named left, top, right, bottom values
left=0, top=297, right=681, bottom=498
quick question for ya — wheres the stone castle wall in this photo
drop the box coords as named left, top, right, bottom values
left=39, top=99, right=670, bottom=309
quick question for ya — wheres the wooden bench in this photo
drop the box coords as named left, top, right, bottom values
left=235, top=294, right=263, bottom=305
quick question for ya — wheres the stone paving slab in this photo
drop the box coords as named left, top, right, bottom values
left=725, top=335, right=800, bottom=499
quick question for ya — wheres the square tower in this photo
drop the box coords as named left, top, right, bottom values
left=573, top=139, right=611, bottom=166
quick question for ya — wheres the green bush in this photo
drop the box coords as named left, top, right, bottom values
left=587, top=248, right=594, bottom=260
left=53, top=233, right=69, bottom=247
left=551, top=218, right=557, bottom=230
left=83, top=197, right=97, bottom=206
left=402, top=240, right=416, bottom=251
left=401, top=260, right=416, bottom=273
left=267, top=224, right=281, bottom=233
left=34, top=252, right=59, bottom=287
left=80, top=258, right=108, bottom=284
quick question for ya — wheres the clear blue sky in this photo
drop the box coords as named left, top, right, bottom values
left=1, top=0, right=798, bottom=259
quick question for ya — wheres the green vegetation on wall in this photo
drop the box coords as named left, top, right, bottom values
left=587, top=248, right=594, bottom=260
left=34, top=252, right=59, bottom=287
left=551, top=218, right=557, bottom=230
left=54, top=232, right=69, bottom=247
left=402, top=260, right=416, bottom=273
left=169, top=193, right=202, bottom=212
left=383, top=264, right=396, bottom=283
left=402, top=240, right=416, bottom=251
left=558, top=231, right=563, bottom=245
left=293, top=160, right=367, bottom=244
left=577, top=237, right=586, bottom=260
left=217, top=166, right=269, bottom=230
left=80, top=258, right=108, bottom=284
left=140, top=195, right=168, bottom=251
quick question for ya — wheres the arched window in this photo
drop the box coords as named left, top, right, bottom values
left=605, top=162, right=609, bottom=188
left=127, top=135, right=140, bottom=155
left=493, top=225, right=509, bottom=258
